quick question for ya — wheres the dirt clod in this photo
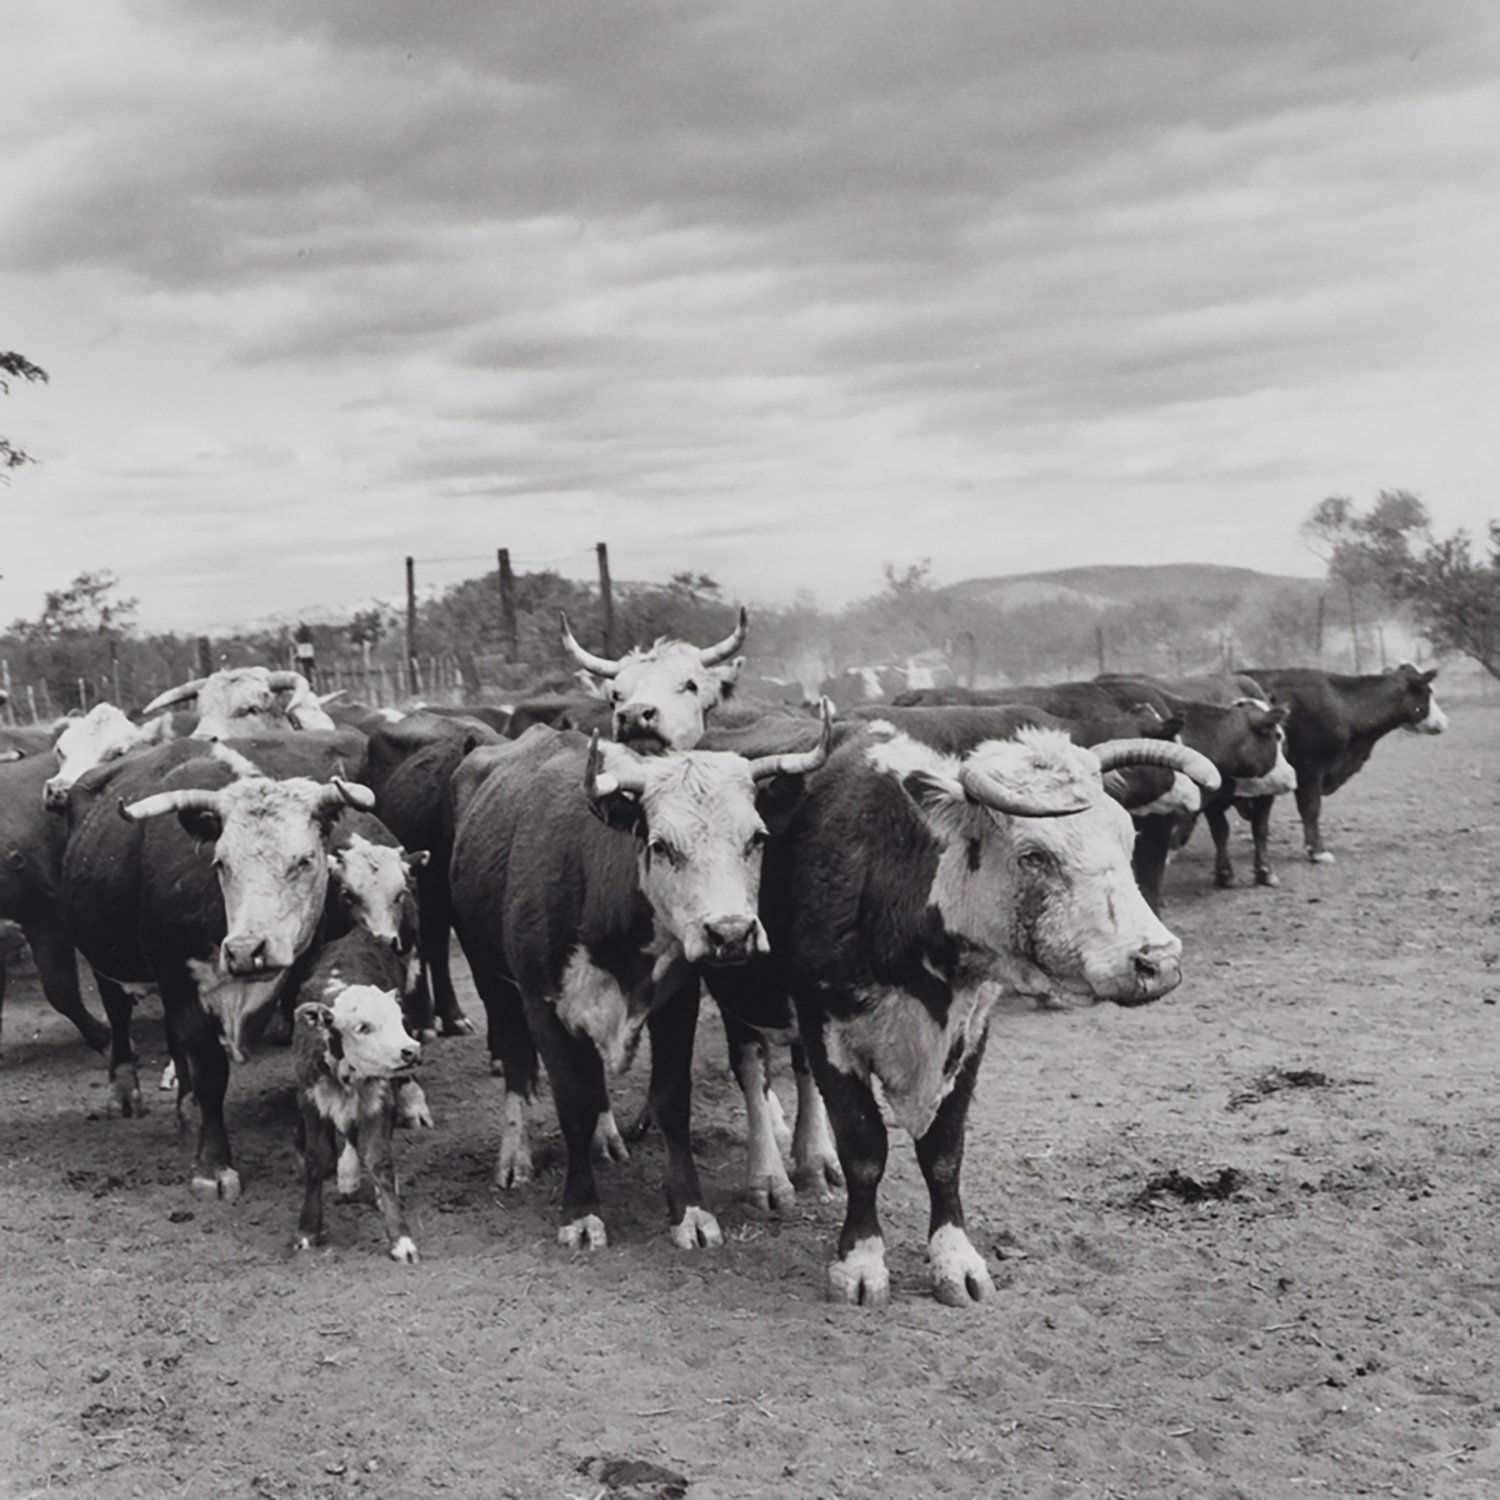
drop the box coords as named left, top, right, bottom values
left=1134, top=1168, right=1246, bottom=1207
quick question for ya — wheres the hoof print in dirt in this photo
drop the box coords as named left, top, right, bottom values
left=1133, top=1167, right=1246, bottom=1209
left=577, top=1456, right=689, bottom=1500
left=1227, top=1067, right=1334, bottom=1111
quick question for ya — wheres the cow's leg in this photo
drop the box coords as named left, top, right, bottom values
left=420, top=876, right=472, bottom=1037
left=803, top=1030, right=890, bottom=1307
left=24, top=919, right=111, bottom=1053
left=646, top=978, right=720, bottom=1249
left=96, top=976, right=144, bottom=1117
left=723, top=1012, right=796, bottom=1213
left=294, top=1108, right=336, bottom=1250
left=1245, top=795, right=1279, bottom=886
left=477, top=970, right=536, bottom=1188
left=1295, top=776, right=1332, bottom=862
left=164, top=979, right=239, bottom=1201
left=1204, top=800, right=1235, bottom=887
left=790, top=1044, right=843, bottom=1197
left=524, top=993, right=608, bottom=1248
left=360, top=1102, right=417, bottom=1263
left=1131, top=814, right=1172, bottom=913
left=915, top=1038, right=993, bottom=1308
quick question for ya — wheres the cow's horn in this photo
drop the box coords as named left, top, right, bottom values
left=316, top=777, right=377, bottom=815
left=1092, top=738, right=1221, bottom=792
left=266, top=670, right=308, bottom=693
left=700, top=607, right=749, bottom=666
left=958, top=762, right=1098, bottom=818
left=585, top=732, right=646, bottom=799
left=121, top=787, right=224, bottom=823
left=560, top=613, right=621, bottom=678
left=751, top=698, right=834, bottom=780
left=141, top=678, right=207, bottom=715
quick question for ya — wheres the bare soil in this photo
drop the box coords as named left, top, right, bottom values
left=1, top=706, right=1496, bottom=1500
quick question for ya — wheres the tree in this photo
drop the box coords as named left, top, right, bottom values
left=1, top=350, right=48, bottom=475
left=10, top=570, right=139, bottom=642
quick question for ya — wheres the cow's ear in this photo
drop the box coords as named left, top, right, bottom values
left=754, top=774, right=806, bottom=830
left=714, top=656, right=744, bottom=697
left=589, top=788, right=644, bottom=835
left=178, top=808, right=223, bottom=844
left=900, top=768, right=972, bottom=844
left=1419, top=668, right=1438, bottom=685
left=1266, top=704, right=1290, bottom=728
left=405, top=848, right=432, bottom=870
left=1150, top=714, right=1184, bottom=740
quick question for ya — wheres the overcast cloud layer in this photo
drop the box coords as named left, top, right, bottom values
left=3, top=1, right=1498, bottom=629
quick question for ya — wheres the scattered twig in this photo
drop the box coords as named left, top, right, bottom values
left=1048, top=1398, right=1124, bottom=1411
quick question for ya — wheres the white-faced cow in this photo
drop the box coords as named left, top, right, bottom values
left=559, top=608, right=748, bottom=755
left=719, top=723, right=1217, bottom=1308
left=43, top=703, right=176, bottom=810
left=449, top=722, right=828, bottom=1251
left=142, top=667, right=331, bottom=740
left=61, top=734, right=374, bottom=1197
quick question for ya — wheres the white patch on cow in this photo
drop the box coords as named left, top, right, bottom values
left=558, top=1213, right=608, bottom=1250
left=389, top=1235, right=418, bottom=1264
left=159, top=1059, right=177, bottom=1092
left=737, top=1043, right=796, bottom=1212
left=396, top=1080, right=433, bottom=1129
left=858, top=667, right=882, bottom=700
left=1129, top=772, right=1202, bottom=819
left=1234, top=746, right=1297, bottom=798
left=928, top=1224, right=994, bottom=1306
left=336, top=1140, right=361, bottom=1195
left=494, top=1088, right=533, bottom=1188
left=866, top=730, right=960, bottom=782
left=210, top=743, right=262, bottom=779
left=828, top=1235, right=889, bottom=1306
left=555, top=950, right=646, bottom=1075
left=670, top=1205, right=724, bottom=1250
left=825, top=982, right=1002, bottom=1139
left=312, top=1077, right=361, bottom=1136
left=791, top=1069, right=843, bottom=1196
left=377, top=707, right=406, bottom=723
left=766, top=1083, right=792, bottom=1153
left=186, top=958, right=286, bottom=1063
left=1415, top=694, right=1449, bottom=734
left=330, top=985, right=420, bottom=1080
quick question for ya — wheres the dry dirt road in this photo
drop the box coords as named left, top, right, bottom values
left=1, top=703, right=1496, bottom=1499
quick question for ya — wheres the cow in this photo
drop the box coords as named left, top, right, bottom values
left=43, top=703, right=176, bottom=810
left=141, top=667, right=332, bottom=739
left=0, top=752, right=112, bottom=1053
left=291, top=981, right=423, bottom=1263
left=1239, top=663, right=1448, bottom=863
left=449, top=722, right=829, bottom=1250
left=61, top=732, right=374, bottom=1195
left=709, top=722, right=1216, bottom=1308
left=560, top=608, right=748, bottom=754
left=362, top=712, right=506, bottom=1038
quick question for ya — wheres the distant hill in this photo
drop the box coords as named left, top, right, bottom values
left=943, top=563, right=1322, bottom=613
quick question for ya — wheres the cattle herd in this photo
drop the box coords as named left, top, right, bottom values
left=0, top=618, right=1449, bottom=1310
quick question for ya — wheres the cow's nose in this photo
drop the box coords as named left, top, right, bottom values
left=704, top=915, right=756, bottom=952
left=43, top=780, right=68, bottom=810
left=1131, top=944, right=1182, bottom=997
left=400, top=1043, right=421, bottom=1067
left=221, top=936, right=272, bottom=975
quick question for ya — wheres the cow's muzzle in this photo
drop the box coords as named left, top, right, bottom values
left=1113, top=942, right=1183, bottom=1005
left=220, top=936, right=289, bottom=978
left=615, top=705, right=670, bottom=755
left=689, top=914, right=768, bottom=967
left=43, top=779, right=70, bottom=812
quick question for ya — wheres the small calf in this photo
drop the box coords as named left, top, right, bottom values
left=292, top=985, right=424, bottom=1263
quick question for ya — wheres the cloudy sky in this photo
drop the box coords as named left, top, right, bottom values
left=4, top=1, right=1498, bottom=631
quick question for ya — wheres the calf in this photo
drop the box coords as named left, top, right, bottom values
left=291, top=983, right=423, bottom=1263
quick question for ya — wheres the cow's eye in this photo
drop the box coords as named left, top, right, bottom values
left=682, top=680, right=699, bottom=695
left=1017, top=848, right=1053, bottom=874
left=747, top=829, right=768, bottom=853
left=647, top=836, right=678, bottom=866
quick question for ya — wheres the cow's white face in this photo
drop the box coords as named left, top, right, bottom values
left=45, top=704, right=169, bottom=809
left=1230, top=698, right=1297, bottom=797
left=329, top=833, right=425, bottom=951
left=1397, top=666, right=1448, bottom=735
left=875, top=730, right=1182, bottom=1004
left=591, top=745, right=769, bottom=966
left=330, top=984, right=421, bottom=1079
left=598, top=642, right=741, bottom=754
left=189, top=668, right=293, bottom=740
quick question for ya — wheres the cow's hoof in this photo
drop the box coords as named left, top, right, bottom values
left=489, top=1056, right=506, bottom=1078
left=794, top=1156, right=845, bottom=1200
left=669, top=1206, right=723, bottom=1251
left=929, top=1227, right=994, bottom=1307
left=746, top=1172, right=798, bottom=1214
left=82, top=1020, right=113, bottom=1055
left=558, top=1214, right=608, bottom=1250
left=827, top=1239, right=889, bottom=1307
left=593, top=1113, right=630, bottom=1164
left=1255, top=868, right=1281, bottom=888
left=493, top=1143, right=533, bottom=1190
left=1214, top=869, right=1235, bottom=889
left=388, top=1236, right=419, bottom=1265
left=292, top=1232, right=325, bottom=1252
left=1308, top=850, right=1336, bottom=865
left=191, top=1167, right=241, bottom=1202
left=439, top=1015, right=476, bottom=1038
left=109, top=1077, right=145, bottom=1118
left=158, top=1061, right=177, bottom=1092
left=416, top=1026, right=439, bottom=1044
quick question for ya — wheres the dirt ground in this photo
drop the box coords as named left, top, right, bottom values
left=1, top=704, right=1496, bottom=1500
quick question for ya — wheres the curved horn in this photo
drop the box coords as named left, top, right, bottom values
left=141, top=678, right=207, bottom=716
left=585, top=732, right=647, bottom=800
left=265, top=671, right=309, bottom=693
left=316, top=777, right=377, bottom=815
left=560, top=613, right=621, bottom=678
left=0, top=748, right=24, bottom=763
left=751, top=698, right=834, bottom=780
left=121, top=787, right=223, bottom=823
left=699, top=606, right=749, bottom=666
left=958, top=762, right=1098, bottom=818
left=1092, top=738, right=1221, bottom=792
